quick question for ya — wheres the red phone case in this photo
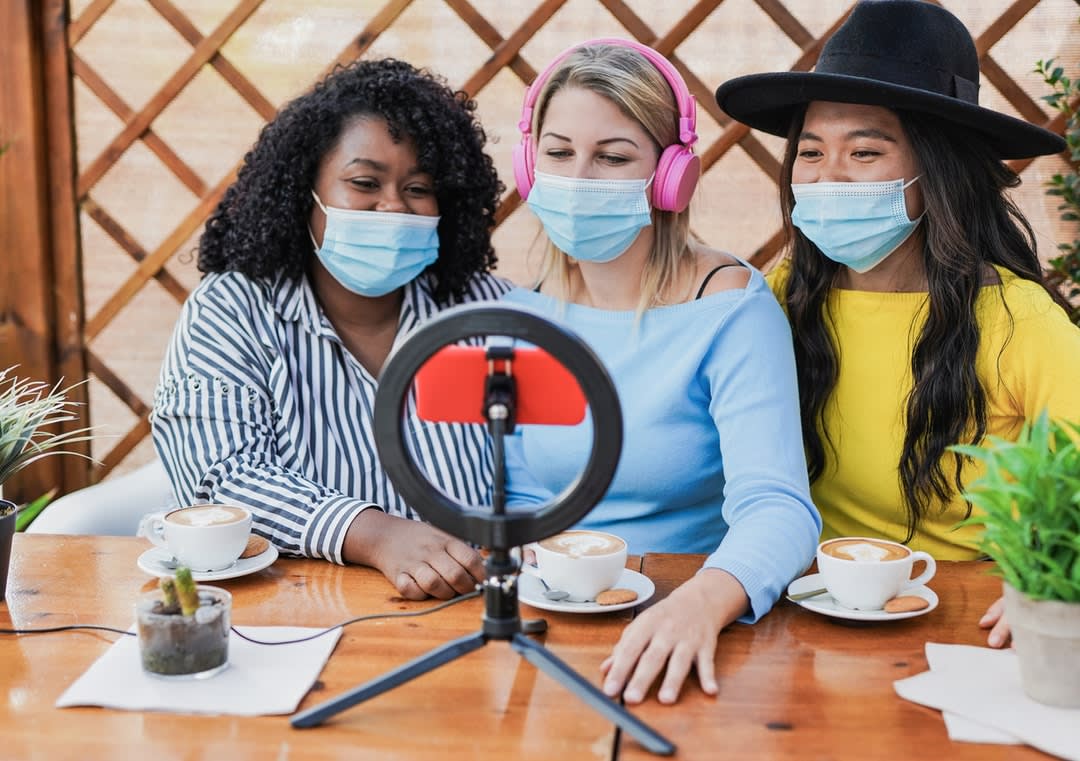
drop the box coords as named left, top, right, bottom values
left=414, top=345, right=587, bottom=425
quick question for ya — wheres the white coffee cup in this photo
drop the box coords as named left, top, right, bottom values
left=144, top=505, right=252, bottom=572
left=520, top=529, right=627, bottom=602
left=817, top=536, right=936, bottom=611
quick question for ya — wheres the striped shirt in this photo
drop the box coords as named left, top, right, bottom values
left=151, top=270, right=512, bottom=564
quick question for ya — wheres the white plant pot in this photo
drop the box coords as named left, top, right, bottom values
left=1002, top=582, right=1080, bottom=708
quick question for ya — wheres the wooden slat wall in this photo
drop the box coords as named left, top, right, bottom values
left=0, top=0, right=1074, bottom=501
left=0, top=0, right=84, bottom=503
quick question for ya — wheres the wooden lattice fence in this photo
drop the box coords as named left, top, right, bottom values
left=1, top=0, right=1076, bottom=502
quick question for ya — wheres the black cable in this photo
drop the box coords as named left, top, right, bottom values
left=0, top=589, right=482, bottom=644
left=229, top=589, right=481, bottom=645
left=0, top=624, right=134, bottom=637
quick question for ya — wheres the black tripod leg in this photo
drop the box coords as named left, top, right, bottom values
left=292, top=631, right=487, bottom=728
left=510, top=633, right=676, bottom=756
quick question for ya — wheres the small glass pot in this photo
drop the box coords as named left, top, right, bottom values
left=136, top=584, right=231, bottom=679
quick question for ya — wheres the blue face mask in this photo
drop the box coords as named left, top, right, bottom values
left=526, top=171, right=653, bottom=263
left=790, top=177, right=922, bottom=274
left=311, top=191, right=439, bottom=297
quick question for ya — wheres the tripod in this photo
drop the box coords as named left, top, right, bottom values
left=291, top=340, right=675, bottom=756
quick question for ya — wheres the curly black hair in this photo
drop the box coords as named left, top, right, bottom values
left=198, top=58, right=502, bottom=303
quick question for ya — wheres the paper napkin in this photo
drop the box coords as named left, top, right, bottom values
left=895, top=643, right=1080, bottom=761
left=923, top=643, right=1021, bottom=745
left=57, top=626, right=341, bottom=716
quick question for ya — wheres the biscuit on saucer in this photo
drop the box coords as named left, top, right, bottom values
left=883, top=595, right=929, bottom=613
left=596, top=588, right=638, bottom=606
left=240, top=535, right=270, bottom=559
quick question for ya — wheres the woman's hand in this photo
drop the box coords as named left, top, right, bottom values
left=600, top=568, right=749, bottom=705
left=344, top=510, right=486, bottom=600
left=980, top=595, right=1011, bottom=648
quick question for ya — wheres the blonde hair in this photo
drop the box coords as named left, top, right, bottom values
left=530, top=43, right=694, bottom=311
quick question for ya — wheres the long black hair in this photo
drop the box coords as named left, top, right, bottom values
left=780, top=107, right=1064, bottom=541
left=198, top=58, right=502, bottom=303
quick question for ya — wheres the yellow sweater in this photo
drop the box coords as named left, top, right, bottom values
left=768, top=259, right=1080, bottom=559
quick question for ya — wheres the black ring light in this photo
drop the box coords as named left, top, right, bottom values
left=296, top=303, right=674, bottom=755
left=373, top=303, right=623, bottom=549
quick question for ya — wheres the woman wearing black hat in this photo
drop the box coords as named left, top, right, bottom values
left=715, top=0, right=1080, bottom=646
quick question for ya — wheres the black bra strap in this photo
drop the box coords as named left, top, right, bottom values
left=695, top=263, right=743, bottom=300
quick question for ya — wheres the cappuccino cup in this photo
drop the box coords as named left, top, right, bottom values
left=143, top=505, right=252, bottom=572
left=521, top=530, right=627, bottom=602
left=817, top=537, right=936, bottom=611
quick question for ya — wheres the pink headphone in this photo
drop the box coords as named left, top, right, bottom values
left=512, top=38, right=701, bottom=213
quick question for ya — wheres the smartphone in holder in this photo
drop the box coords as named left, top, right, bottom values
left=414, top=345, right=587, bottom=426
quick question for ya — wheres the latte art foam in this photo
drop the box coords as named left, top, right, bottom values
left=167, top=506, right=247, bottom=527
left=822, top=538, right=908, bottom=562
left=838, top=542, right=891, bottom=562
left=539, top=531, right=624, bottom=557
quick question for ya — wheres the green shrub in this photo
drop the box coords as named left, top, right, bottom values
left=1036, top=42, right=1080, bottom=325
left=953, top=412, right=1080, bottom=602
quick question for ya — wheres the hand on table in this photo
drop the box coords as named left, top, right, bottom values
left=980, top=595, right=1011, bottom=648
left=600, top=568, right=748, bottom=705
left=344, top=510, right=485, bottom=600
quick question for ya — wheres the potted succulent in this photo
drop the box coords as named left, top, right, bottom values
left=0, top=366, right=96, bottom=600
left=136, top=567, right=231, bottom=678
left=953, top=411, right=1080, bottom=708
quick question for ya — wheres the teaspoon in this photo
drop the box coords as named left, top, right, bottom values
left=538, top=577, right=569, bottom=601
left=787, top=587, right=828, bottom=602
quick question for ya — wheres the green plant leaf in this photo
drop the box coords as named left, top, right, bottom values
left=14, top=488, right=57, bottom=532
left=952, top=412, right=1080, bottom=600
left=0, top=367, right=100, bottom=487
left=1039, top=23, right=1080, bottom=327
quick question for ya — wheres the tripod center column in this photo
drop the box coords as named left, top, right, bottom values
left=482, top=551, right=522, bottom=638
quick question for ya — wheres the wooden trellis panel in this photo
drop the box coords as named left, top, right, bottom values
left=1, top=0, right=1075, bottom=501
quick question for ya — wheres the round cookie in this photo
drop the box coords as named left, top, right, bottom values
left=596, top=588, right=638, bottom=606
left=240, top=534, right=270, bottom=559
left=883, top=595, right=929, bottom=614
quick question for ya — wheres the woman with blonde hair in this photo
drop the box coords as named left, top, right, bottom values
left=503, top=40, right=820, bottom=704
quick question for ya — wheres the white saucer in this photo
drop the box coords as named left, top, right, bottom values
left=518, top=568, right=655, bottom=614
left=786, top=572, right=939, bottom=621
left=137, top=544, right=279, bottom=582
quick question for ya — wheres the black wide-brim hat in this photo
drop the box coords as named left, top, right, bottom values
left=714, top=0, right=1065, bottom=159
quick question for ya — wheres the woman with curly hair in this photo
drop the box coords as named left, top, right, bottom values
left=715, top=0, right=1080, bottom=644
left=152, top=58, right=510, bottom=599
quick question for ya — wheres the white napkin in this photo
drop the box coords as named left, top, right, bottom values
left=895, top=643, right=1080, bottom=760
left=57, top=626, right=341, bottom=715
left=924, top=643, right=1021, bottom=745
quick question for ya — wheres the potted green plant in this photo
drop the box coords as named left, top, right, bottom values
left=953, top=411, right=1080, bottom=708
left=0, top=366, right=95, bottom=600
left=136, top=567, right=231, bottom=679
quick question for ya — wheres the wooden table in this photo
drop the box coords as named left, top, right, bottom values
left=624, top=555, right=1051, bottom=761
left=2, top=535, right=629, bottom=760
left=0, top=537, right=1055, bottom=760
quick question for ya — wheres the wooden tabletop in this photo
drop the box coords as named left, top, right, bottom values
left=621, top=554, right=1051, bottom=761
left=2, top=534, right=629, bottom=760
left=0, top=536, right=1055, bottom=760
